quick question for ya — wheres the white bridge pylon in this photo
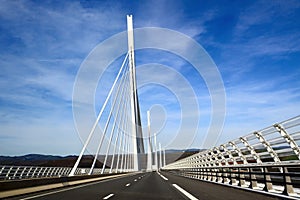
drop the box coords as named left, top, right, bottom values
left=69, top=15, right=145, bottom=176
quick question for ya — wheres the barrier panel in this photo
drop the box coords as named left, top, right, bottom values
left=0, top=166, right=106, bottom=180
left=163, top=115, right=300, bottom=198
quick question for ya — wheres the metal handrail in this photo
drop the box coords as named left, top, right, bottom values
left=0, top=165, right=105, bottom=180
left=163, top=115, right=300, bottom=198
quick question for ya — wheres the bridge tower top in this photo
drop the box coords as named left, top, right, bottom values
left=127, top=15, right=144, bottom=170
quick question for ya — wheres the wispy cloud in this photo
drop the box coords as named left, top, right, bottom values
left=1, top=0, right=300, bottom=155
left=235, top=0, right=300, bottom=35
left=0, top=0, right=127, bottom=155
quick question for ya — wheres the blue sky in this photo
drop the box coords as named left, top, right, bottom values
left=1, top=0, right=300, bottom=156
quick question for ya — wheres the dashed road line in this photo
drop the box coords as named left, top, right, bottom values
left=157, top=171, right=168, bottom=181
left=160, top=174, right=168, bottom=181
left=134, top=179, right=137, bottom=182
left=125, top=183, right=131, bottom=187
left=19, top=176, right=123, bottom=200
left=103, top=193, right=114, bottom=199
left=172, top=184, right=198, bottom=200
left=17, top=173, right=138, bottom=200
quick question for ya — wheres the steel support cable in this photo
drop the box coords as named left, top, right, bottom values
left=122, top=120, right=130, bottom=172
left=124, top=106, right=131, bottom=172
left=124, top=139, right=129, bottom=172
left=124, top=81, right=133, bottom=171
left=109, top=105, right=125, bottom=173
left=115, top=114, right=126, bottom=172
left=126, top=136, right=131, bottom=171
left=128, top=146, right=132, bottom=171
left=120, top=129, right=127, bottom=172
left=115, top=76, right=131, bottom=172
left=69, top=53, right=129, bottom=176
left=115, top=130, right=125, bottom=172
left=123, top=77, right=133, bottom=171
left=115, top=91, right=129, bottom=173
left=127, top=136, right=134, bottom=171
left=129, top=138, right=133, bottom=171
left=101, top=72, right=130, bottom=174
left=89, top=60, right=130, bottom=175
left=130, top=139, right=135, bottom=171
left=121, top=70, right=133, bottom=172
left=109, top=111, right=123, bottom=173
left=130, top=140, right=134, bottom=170
left=110, top=80, right=130, bottom=173
left=120, top=85, right=131, bottom=172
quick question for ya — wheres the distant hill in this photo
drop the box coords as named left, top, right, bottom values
left=0, top=149, right=204, bottom=168
left=166, top=148, right=203, bottom=153
left=0, top=154, right=106, bottom=168
left=173, top=148, right=205, bottom=161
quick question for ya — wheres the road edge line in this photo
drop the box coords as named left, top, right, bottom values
left=0, top=173, right=139, bottom=199
left=172, top=184, right=198, bottom=200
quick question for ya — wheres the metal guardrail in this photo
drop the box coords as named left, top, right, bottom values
left=165, top=163, right=300, bottom=197
left=0, top=166, right=105, bottom=180
left=163, top=115, right=300, bottom=198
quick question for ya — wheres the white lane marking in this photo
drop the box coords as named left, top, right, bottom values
left=125, top=183, right=131, bottom=187
left=20, top=181, right=105, bottom=200
left=157, top=171, right=168, bottom=181
left=134, top=179, right=137, bottom=182
left=172, top=184, right=198, bottom=200
left=103, top=193, right=114, bottom=199
left=19, top=173, right=138, bottom=200
left=159, top=174, right=168, bottom=181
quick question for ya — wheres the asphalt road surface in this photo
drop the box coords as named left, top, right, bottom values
left=7, top=171, right=280, bottom=200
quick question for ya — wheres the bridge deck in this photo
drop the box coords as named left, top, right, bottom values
left=7, top=172, right=279, bottom=200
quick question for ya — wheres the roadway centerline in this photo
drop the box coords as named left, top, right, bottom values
left=172, top=184, right=198, bottom=200
left=103, top=193, right=114, bottom=199
left=125, top=183, right=131, bottom=187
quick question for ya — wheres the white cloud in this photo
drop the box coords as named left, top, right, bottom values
left=1, top=0, right=299, bottom=155
left=235, top=0, right=300, bottom=35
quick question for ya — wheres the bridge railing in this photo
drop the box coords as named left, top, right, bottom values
left=163, top=115, right=300, bottom=198
left=167, top=163, right=300, bottom=197
left=0, top=165, right=107, bottom=180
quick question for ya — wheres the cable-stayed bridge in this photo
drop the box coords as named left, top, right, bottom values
left=1, top=15, right=300, bottom=200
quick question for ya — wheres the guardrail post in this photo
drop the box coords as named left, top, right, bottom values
left=238, top=168, right=246, bottom=187
left=231, top=168, right=237, bottom=186
left=218, top=168, right=223, bottom=183
left=199, top=168, right=202, bottom=180
left=212, top=168, right=217, bottom=182
left=197, top=168, right=201, bottom=180
left=228, top=168, right=232, bottom=185
left=248, top=167, right=258, bottom=189
left=200, top=168, right=204, bottom=180
left=203, top=168, right=207, bottom=180
left=209, top=168, right=213, bottom=181
left=282, top=167, right=295, bottom=196
left=263, top=167, right=273, bottom=192
left=223, top=168, right=230, bottom=184
left=205, top=168, right=208, bottom=180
